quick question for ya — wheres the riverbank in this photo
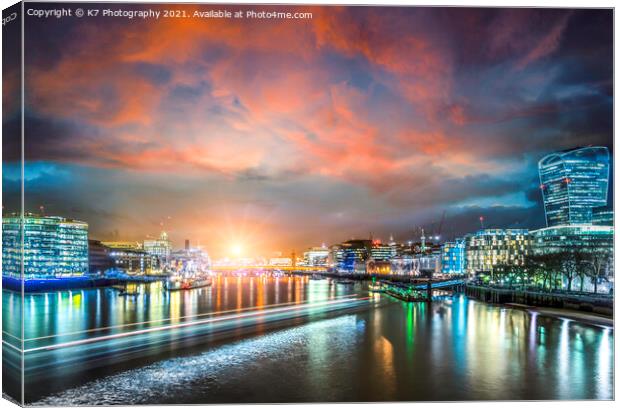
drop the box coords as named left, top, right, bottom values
left=2, top=275, right=167, bottom=292
left=466, top=284, right=614, bottom=318
left=504, top=303, right=613, bottom=327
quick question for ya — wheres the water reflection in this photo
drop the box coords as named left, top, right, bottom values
left=1, top=277, right=613, bottom=403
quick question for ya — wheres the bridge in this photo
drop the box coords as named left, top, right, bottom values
left=211, top=265, right=327, bottom=272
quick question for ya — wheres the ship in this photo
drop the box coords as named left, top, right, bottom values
left=165, top=274, right=212, bottom=291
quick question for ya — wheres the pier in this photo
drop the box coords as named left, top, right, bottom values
left=378, top=278, right=465, bottom=302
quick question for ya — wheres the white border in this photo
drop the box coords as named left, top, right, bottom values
left=0, top=1, right=616, bottom=408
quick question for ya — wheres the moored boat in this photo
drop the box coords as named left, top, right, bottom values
left=165, top=276, right=212, bottom=291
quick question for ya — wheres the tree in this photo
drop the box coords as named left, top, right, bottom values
left=493, top=263, right=522, bottom=288
left=557, top=251, right=579, bottom=292
left=524, top=253, right=558, bottom=290
left=580, top=250, right=612, bottom=294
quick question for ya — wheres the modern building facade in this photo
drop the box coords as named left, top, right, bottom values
left=538, top=146, right=610, bottom=227
left=441, top=239, right=465, bottom=274
left=302, top=245, right=329, bottom=266
left=2, top=214, right=89, bottom=279
left=109, top=248, right=154, bottom=275
left=143, top=231, right=172, bottom=260
left=593, top=206, right=614, bottom=226
left=531, top=225, right=614, bottom=255
left=464, top=229, right=530, bottom=276
left=330, top=239, right=372, bottom=273
left=370, top=241, right=397, bottom=261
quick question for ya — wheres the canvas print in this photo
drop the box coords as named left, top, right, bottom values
left=1, top=2, right=614, bottom=405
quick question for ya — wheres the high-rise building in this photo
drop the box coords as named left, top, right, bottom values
left=593, top=206, right=613, bottom=226
left=464, top=229, right=530, bottom=276
left=2, top=214, right=89, bottom=279
left=538, top=146, right=610, bottom=227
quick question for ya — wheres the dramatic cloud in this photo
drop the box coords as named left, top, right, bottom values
left=4, top=5, right=612, bottom=256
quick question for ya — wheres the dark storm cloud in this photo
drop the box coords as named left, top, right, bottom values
left=13, top=6, right=613, bottom=253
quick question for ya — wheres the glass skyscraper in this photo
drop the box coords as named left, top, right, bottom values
left=538, top=146, right=610, bottom=227
left=2, top=214, right=89, bottom=279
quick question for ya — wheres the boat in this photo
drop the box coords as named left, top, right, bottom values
left=165, top=275, right=212, bottom=291
left=309, top=274, right=325, bottom=280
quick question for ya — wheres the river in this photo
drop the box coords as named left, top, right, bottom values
left=1, top=275, right=613, bottom=403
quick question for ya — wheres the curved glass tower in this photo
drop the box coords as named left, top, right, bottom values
left=538, top=146, right=610, bottom=227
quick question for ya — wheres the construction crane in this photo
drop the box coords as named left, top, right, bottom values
left=428, top=210, right=447, bottom=242
left=435, top=210, right=447, bottom=241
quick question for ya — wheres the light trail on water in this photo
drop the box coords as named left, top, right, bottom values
left=24, top=295, right=371, bottom=353
left=19, top=293, right=360, bottom=343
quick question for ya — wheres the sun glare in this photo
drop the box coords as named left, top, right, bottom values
left=231, top=244, right=243, bottom=257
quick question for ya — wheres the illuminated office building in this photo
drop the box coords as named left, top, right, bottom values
left=2, top=214, right=88, bottom=279
left=593, top=206, right=613, bottom=226
left=143, top=231, right=172, bottom=260
left=370, top=240, right=397, bottom=261
left=109, top=248, right=154, bottom=275
left=441, top=239, right=465, bottom=274
left=531, top=225, right=613, bottom=255
left=302, top=245, right=329, bottom=266
left=538, top=146, right=610, bottom=227
left=333, top=239, right=371, bottom=273
left=464, top=229, right=530, bottom=276
left=328, top=244, right=343, bottom=268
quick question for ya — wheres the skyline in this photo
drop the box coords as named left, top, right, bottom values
left=2, top=5, right=613, bottom=258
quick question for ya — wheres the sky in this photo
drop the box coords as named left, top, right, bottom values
left=2, top=4, right=613, bottom=258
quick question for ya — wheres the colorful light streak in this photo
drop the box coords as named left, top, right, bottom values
left=22, top=295, right=370, bottom=353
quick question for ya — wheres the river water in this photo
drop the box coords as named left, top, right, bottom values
left=2, top=275, right=614, bottom=403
